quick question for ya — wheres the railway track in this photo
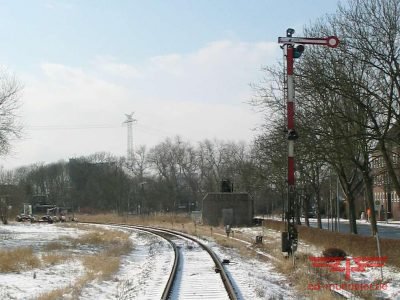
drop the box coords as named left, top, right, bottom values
left=130, top=225, right=237, bottom=300
left=90, top=223, right=238, bottom=300
left=82, top=222, right=355, bottom=299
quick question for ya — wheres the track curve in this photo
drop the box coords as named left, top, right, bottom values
left=129, top=226, right=237, bottom=300
left=85, top=223, right=238, bottom=300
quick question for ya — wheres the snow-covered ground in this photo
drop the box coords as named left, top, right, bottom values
left=0, top=223, right=174, bottom=299
left=234, top=226, right=400, bottom=300
left=79, top=229, right=174, bottom=300
left=2, top=222, right=399, bottom=299
left=0, top=223, right=87, bottom=299
left=202, top=237, right=296, bottom=300
left=0, top=223, right=298, bottom=299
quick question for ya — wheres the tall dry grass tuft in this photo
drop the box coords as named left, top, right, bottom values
left=41, top=253, right=70, bottom=266
left=66, top=226, right=133, bottom=278
left=82, top=254, right=120, bottom=280
left=0, top=247, right=40, bottom=272
left=36, top=288, right=68, bottom=300
left=43, top=241, right=67, bottom=251
left=64, top=226, right=132, bottom=250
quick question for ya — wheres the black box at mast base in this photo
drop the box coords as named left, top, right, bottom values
left=281, top=231, right=290, bottom=252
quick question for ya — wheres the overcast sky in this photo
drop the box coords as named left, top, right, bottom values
left=0, top=0, right=340, bottom=169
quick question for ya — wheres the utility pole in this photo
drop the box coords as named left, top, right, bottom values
left=278, top=29, right=339, bottom=257
left=123, top=112, right=136, bottom=162
left=337, top=175, right=340, bottom=232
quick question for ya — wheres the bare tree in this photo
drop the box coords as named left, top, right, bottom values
left=333, top=0, right=400, bottom=223
left=0, top=167, right=21, bottom=224
left=290, top=0, right=400, bottom=234
left=0, top=69, right=22, bottom=155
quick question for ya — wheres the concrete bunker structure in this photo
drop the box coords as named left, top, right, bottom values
left=202, top=192, right=253, bottom=226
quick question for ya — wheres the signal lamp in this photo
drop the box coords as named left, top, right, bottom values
left=293, top=45, right=305, bottom=59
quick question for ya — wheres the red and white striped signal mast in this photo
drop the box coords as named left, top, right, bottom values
left=278, top=28, right=339, bottom=256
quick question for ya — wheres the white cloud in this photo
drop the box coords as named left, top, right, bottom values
left=149, top=54, right=183, bottom=75
left=93, top=56, right=142, bottom=78
left=0, top=39, right=278, bottom=169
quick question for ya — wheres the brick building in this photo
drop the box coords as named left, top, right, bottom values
left=371, top=126, right=400, bottom=220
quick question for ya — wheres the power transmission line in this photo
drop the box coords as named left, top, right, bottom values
left=26, top=124, right=120, bottom=130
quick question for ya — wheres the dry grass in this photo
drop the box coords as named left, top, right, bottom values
left=63, top=225, right=134, bottom=283
left=76, top=212, right=191, bottom=227
left=199, top=225, right=339, bottom=299
left=82, top=254, right=120, bottom=280
left=37, top=224, right=133, bottom=299
left=43, top=241, right=67, bottom=251
left=41, top=253, right=70, bottom=266
left=67, top=213, right=399, bottom=299
left=0, top=220, right=135, bottom=299
left=36, top=288, right=69, bottom=300
left=0, top=247, right=41, bottom=272
left=36, top=266, right=97, bottom=300
left=76, top=229, right=128, bottom=245
left=263, top=219, right=400, bottom=268
left=72, top=214, right=349, bottom=298
left=62, top=226, right=133, bottom=253
left=138, top=215, right=396, bottom=298
left=36, top=270, right=98, bottom=300
left=262, top=220, right=396, bottom=299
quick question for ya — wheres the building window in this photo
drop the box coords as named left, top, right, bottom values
left=393, top=153, right=398, bottom=164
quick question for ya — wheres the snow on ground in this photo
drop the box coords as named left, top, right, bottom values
left=261, top=214, right=400, bottom=230
left=3, top=222, right=399, bottom=299
left=0, top=260, right=85, bottom=300
left=0, top=223, right=298, bottom=300
left=0, top=223, right=174, bottom=300
left=0, top=222, right=86, bottom=251
left=79, top=229, right=174, bottom=300
left=169, top=236, right=229, bottom=300
left=211, top=241, right=296, bottom=300
left=0, top=223, right=87, bottom=299
left=234, top=225, right=400, bottom=300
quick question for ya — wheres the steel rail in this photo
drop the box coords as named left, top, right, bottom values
left=83, top=222, right=238, bottom=300
left=81, top=221, right=353, bottom=299
left=131, top=225, right=238, bottom=300
left=79, top=222, right=179, bottom=299
left=129, top=226, right=180, bottom=300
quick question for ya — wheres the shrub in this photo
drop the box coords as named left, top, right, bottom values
left=322, top=247, right=347, bottom=259
left=0, top=247, right=40, bottom=272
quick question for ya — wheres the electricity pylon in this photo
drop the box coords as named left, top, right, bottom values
left=123, top=112, right=136, bottom=162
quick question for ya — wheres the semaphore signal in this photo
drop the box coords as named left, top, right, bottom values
left=278, top=28, right=339, bottom=258
left=278, top=36, right=339, bottom=48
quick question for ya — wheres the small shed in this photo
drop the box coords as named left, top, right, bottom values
left=202, top=192, right=253, bottom=226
